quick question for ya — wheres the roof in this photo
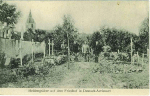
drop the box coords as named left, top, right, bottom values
left=26, top=10, right=35, bottom=24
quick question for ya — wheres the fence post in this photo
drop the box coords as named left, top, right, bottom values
left=142, top=53, right=144, bottom=67
left=20, top=39, right=22, bottom=66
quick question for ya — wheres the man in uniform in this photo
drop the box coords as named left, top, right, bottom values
left=73, top=41, right=79, bottom=61
left=94, top=41, right=99, bottom=63
left=82, top=41, right=90, bottom=62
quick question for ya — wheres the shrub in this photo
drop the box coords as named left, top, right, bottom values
left=110, top=52, right=118, bottom=60
left=0, top=52, right=5, bottom=68
left=54, top=55, right=67, bottom=65
left=103, top=52, right=110, bottom=58
left=22, top=54, right=32, bottom=65
left=0, top=68, right=17, bottom=87
left=35, top=53, right=44, bottom=58
left=117, top=53, right=129, bottom=61
left=108, top=52, right=130, bottom=61
left=9, top=54, right=33, bottom=69
left=9, top=58, right=20, bottom=68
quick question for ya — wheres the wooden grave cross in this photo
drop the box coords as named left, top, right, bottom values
left=48, top=39, right=51, bottom=56
left=52, top=40, right=54, bottom=56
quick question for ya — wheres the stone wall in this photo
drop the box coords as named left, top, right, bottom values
left=0, top=38, right=45, bottom=58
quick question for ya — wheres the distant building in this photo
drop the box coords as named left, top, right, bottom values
left=26, top=10, right=36, bottom=32
left=0, top=22, right=14, bottom=39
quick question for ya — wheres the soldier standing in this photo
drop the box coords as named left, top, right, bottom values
left=61, top=41, right=66, bottom=55
left=73, top=41, right=79, bottom=61
left=94, top=41, right=99, bottom=63
left=82, top=41, right=90, bottom=62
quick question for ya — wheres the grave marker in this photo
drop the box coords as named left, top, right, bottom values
left=43, top=41, right=46, bottom=58
left=142, top=53, right=144, bottom=67
left=48, top=39, right=51, bottom=56
left=52, top=40, right=54, bottom=56
left=32, top=39, right=34, bottom=63
left=137, top=51, right=139, bottom=63
left=131, top=38, right=133, bottom=64
left=118, top=49, right=119, bottom=53
left=20, top=39, right=22, bottom=66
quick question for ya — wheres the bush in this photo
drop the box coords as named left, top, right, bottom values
left=103, top=52, right=110, bottom=58
left=54, top=55, right=67, bottom=65
left=0, top=68, right=17, bottom=87
left=117, top=53, right=130, bottom=61
left=110, top=52, right=118, bottom=60
left=93, top=61, right=115, bottom=74
left=111, top=72, right=149, bottom=89
left=106, top=52, right=130, bottom=61
left=22, top=54, right=32, bottom=65
left=0, top=52, right=5, bottom=68
left=35, top=53, right=43, bottom=58
left=9, top=58, right=20, bottom=68
left=9, top=54, right=33, bottom=69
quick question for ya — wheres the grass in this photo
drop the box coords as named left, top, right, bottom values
left=92, top=57, right=149, bottom=89
left=0, top=55, right=149, bottom=88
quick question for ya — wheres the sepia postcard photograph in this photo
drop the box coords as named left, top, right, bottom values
left=0, top=0, right=149, bottom=95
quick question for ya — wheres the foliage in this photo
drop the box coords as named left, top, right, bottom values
left=89, top=17, right=149, bottom=55
left=34, top=29, right=47, bottom=42
left=52, top=15, right=78, bottom=51
left=0, top=52, right=5, bottom=68
left=76, top=33, right=90, bottom=51
left=102, top=52, right=130, bottom=61
left=0, top=1, right=20, bottom=26
left=89, top=31, right=104, bottom=55
left=1, top=54, right=67, bottom=86
left=23, top=28, right=51, bottom=42
left=138, top=16, right=149, bottom=54
left=92, top=58, right=149, bottom=88
left=89, top=26, right=139, bottom=55
left=9, top=58, right=20, bottom=68
left=0, top=68, right=17, bottom=87
left=111, top=69, right=149, bottom=89
left=54, top=55, right=67, bottom=65
left=22, top=54, right=32, bottom=65
left=117, top=53, right=130, bottom=61
left=52, top=25, right=65, bottom=50
left=11, top=32, right=21, bottom=40
left=9, top=54, right=32, bottom=69
left=23, top=28, right=35, bottom=41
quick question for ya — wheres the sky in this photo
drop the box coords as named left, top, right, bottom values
left=7, top=1, right=149, bottom=35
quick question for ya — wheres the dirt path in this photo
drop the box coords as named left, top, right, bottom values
left=58, top=62, right=92, bottom=88
left=4, top=60, right=110, bottom=88
left=47, top=61, right=107, bottom=88
left=37, top=61, right=99, bottom=88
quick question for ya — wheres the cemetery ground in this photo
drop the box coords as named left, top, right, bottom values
left=0, top=54, right=149, bottom=88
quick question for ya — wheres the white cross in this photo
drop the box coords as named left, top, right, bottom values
left=48, top=39, right=51, bottom=56
left=52, top=40, right=54, bottom=55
